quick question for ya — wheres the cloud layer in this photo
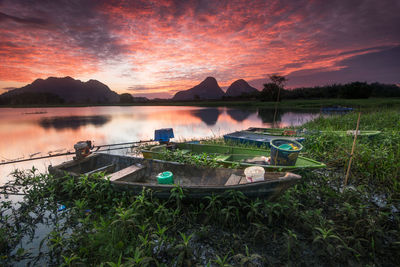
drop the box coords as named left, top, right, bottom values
left=1, top=0, right=399, bottom=97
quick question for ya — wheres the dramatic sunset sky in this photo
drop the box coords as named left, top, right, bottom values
left=1, top=0, right=399, bottom=98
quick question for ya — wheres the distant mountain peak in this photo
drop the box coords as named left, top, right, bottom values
left=225, top=79, right=258, bottom=97
left=172, top=77, right=224, bottom=100
left=204, top=76, right=217, bottom=81
left=1, top=76, right=120, bottom=104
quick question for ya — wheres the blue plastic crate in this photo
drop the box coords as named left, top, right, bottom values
left=154, top=128, right=174, bottom=142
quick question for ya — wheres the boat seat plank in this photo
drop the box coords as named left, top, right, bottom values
left=239, top=177, right=247, bottom=184
left=108, top=164, right=145, bottom=182
left=215, top=155, right=231, bottom=161
left=180, top=149, right=191, bottom=154
left=84, top=164, right=115, bottom=176
left=225, top=174, right=242, bottom=186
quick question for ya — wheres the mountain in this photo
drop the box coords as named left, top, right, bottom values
left=0, top=77, right=120, bottom=104
left=119, top=93, right=149, bottom=103
left=172, top=77, right=224, bottom=100
left=225, top=79, right=258, bottom=97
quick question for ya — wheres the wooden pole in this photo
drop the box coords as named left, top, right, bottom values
left=344, top=112, right=361, bottom=186
left=0, top=144, right=145, bottom=166
left=272, top=86, right=282, bottom=128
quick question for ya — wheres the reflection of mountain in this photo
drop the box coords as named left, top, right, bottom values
left=226, top=109, right=256, bottom=122
left=39, top=115, right=111, bottom=130
left=257, top=109, right=282, bottom=123
left=190, top=108, right=221, bottom=126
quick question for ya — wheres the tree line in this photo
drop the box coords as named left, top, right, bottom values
left=1, top=78, right=399, bottom=105
left=224, top=76, right=400, bottom=101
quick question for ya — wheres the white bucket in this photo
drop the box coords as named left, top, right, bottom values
left=244, top=166, right=265, bottom=182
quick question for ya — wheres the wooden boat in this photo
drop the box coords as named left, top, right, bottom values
left=48, top=153, right=301, bottom=199
left=246, top=127, right=381, bottom=137
left=223, top=130, right=305, bottom=147
left=141, top=143, right=326, bottom=171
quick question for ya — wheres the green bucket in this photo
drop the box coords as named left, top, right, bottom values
left=270, top=139, right=303, bottom=166
left=157, top=171, right=174, bottom=184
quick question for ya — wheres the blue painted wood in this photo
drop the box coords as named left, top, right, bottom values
left=154, top=128, right=174, bottom=142
left=223, top=131, right=305, bottom=148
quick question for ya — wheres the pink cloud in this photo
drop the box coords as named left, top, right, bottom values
left=1, top=0, right=399, bottom=95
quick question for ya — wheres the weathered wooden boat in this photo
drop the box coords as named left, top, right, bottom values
left=223, top=130, right=305, bottom=147
left=246, top=127, right=381, bottom=137
left=141, top=143, right=326, bottom=171
left=48, top=153, right=301, bottom=199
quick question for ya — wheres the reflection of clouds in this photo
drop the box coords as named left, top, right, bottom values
left=0, top=106, right=320, bottom=182
left=279, top=112, right=320, bottom=127
left=39, top=115, right=111, bottom=130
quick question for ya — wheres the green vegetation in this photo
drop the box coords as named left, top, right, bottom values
left=152, top=97, right=400, bottom=109
left=1, top=79, right=400, bottom=109
left=282, top=82, right=400, bottom=99
left=1, top=109, right=399, bottom=266
left=0, top=92, right=65, bottom=105
left=2, top=97, right=400, bottom=109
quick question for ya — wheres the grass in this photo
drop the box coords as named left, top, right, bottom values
left=145, top=97, right=400, bottom=109
left=2, top=97, right=400, bottom=109
left=0, top=109, right=399, bottom=266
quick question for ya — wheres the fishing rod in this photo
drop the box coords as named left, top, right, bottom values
left=92, top=140, right=153, bottom=150
left=0, top=139, right=154, bottom=166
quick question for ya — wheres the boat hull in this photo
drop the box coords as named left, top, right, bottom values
left=49, top=153, right=301, bottom=199
left=141, top=143, right=326, bottom=171
left=223, top=130, right=305, bottom=147
left=246, top=127, right=381, bottom=137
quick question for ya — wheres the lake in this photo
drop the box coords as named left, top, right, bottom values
left=0, top=106, right=319, bottom=182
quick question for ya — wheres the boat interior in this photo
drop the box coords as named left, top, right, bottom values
left=54, top=153, right=288, bottom=187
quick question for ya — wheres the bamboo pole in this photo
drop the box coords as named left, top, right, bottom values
left=0, top=143, right=147, bottom=166
left=344, top=112, right=361, bottom=186
left=272, top=86, right=282, bottom=127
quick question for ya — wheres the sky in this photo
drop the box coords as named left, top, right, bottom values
left=0, top=0, right=399, bottom=99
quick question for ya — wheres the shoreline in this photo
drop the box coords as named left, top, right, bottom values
left=0, top=97, right=400, bottom=109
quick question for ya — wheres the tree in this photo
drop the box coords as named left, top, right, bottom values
left=338, top=82, right=373, bottom=99
left=260, top=83, right=280, bottom=101
left=119, top=93, right=134, bottom=103
left=260, top=75, right=288, bottom=102
left=269, top=74, right=288, bottom=89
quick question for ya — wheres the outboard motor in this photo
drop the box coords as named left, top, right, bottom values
left=73, top=140, right=93, bottom=160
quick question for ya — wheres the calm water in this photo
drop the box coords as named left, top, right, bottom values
left=0, top=106, right=319, bottom=182
left=1, top=105, right=320, bottom=266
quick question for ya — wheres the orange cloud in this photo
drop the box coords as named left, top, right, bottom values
left=1, top=0, right=399, bottom=96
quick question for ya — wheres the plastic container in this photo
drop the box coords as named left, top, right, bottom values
left=270, top=139, right=303, bottom=166
left=244, top=166, right=265, bottom=182
left=154, top=128, right=174, bottom=142
left=157, top=171, right=174, bottom=184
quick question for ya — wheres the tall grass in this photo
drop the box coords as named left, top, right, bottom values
left=302, top=110, right=400, bottom=194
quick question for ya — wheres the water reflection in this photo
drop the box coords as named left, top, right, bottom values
left=0, top=106, right=320, bottom=181
left=190, top=108, right=221, bottom=126
left=39, top=115, right=111, bottom=130
left=257, top=108, right=283, bottom=123
left=226, top=109, right=257, bottom=122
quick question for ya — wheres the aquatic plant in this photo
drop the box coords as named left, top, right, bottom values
left=1, top=108, right=399, bottom=266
